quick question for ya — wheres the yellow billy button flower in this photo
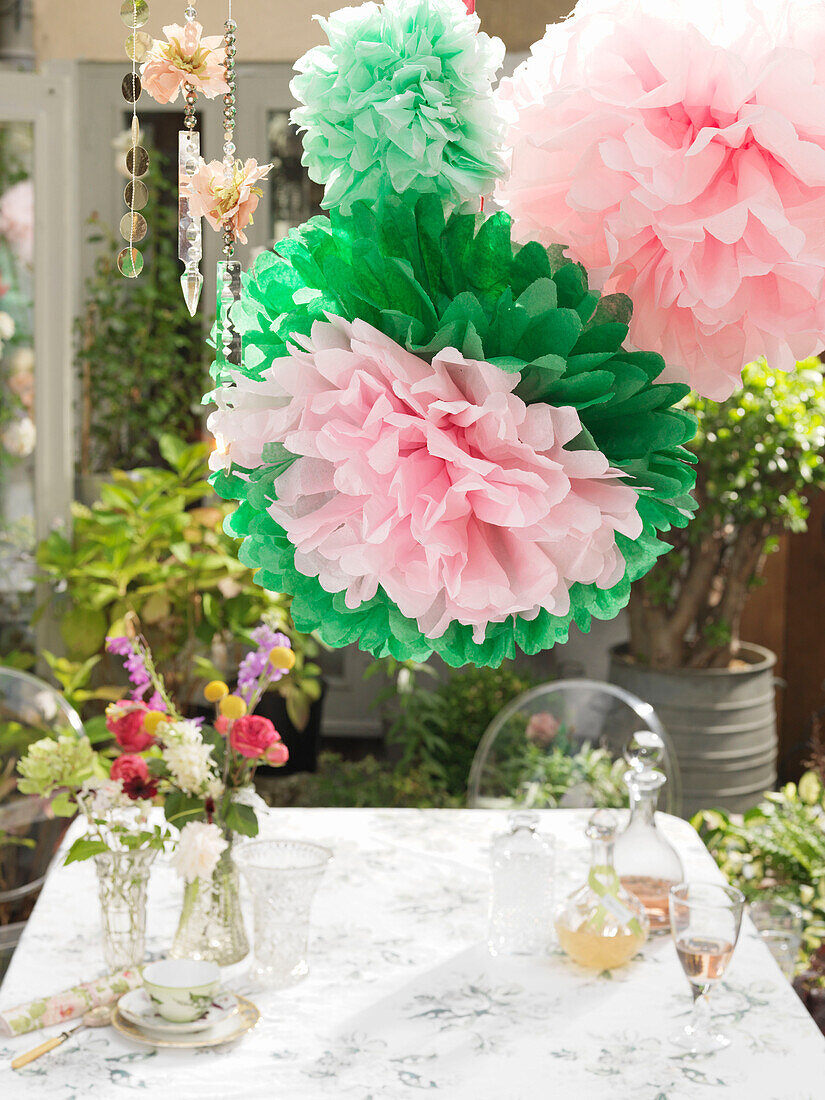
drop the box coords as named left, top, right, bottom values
left=143, top=711, right=167, bottom=737
left=204, top=680, right=230, bottom=703
left=268, top=646, right=296, bottom=671
left=219, top=694, right=247, bottom=720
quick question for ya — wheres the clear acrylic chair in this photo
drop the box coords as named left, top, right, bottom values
left=0, top=667, right=85, bottom=976
left=467, top=678, right=681, bottom=816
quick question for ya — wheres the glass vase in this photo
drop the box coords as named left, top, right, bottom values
left=94, top=847, right=157, bottom=970
left=170, top=846, right=249, bottom=965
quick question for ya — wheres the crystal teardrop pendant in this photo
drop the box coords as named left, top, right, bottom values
left=181, top=267, right=204, bottom=317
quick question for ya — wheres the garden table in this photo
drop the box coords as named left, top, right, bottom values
left=1, top=807, right=823, bottom=1099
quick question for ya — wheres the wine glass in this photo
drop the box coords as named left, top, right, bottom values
left=669, top=881, right=745, bottom=1053
left=748, top=898, right=803, bottom=981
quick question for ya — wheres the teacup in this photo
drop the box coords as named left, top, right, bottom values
left=142, top=959, right=221, bottom=1023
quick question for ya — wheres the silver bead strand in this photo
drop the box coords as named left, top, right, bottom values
left=222, top=17, right=237, bottom=257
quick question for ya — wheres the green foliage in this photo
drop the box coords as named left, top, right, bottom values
left=35, top=436, right=321, bottom=716
left=630, top=358, right=825, bottom=667
left=262, top=751, right=463, bottom=809
left=694, top=772, right=825, bottom=970
left=688, top=360, right=825, bottom=534
left=76, top=146, right=206, bottom=472
left=508, top=741, right=626, bottom=809
left=388, top=664, right=539, bottom=795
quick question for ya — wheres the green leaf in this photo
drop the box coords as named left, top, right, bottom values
left=64, top=837, right=109, bottom=865
left=222, top=800, right=259, bottom=838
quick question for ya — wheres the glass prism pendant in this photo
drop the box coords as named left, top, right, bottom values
left=614, top=731, right=684, bottom=934
left=178, top=131, right=202, bottom=315
left=180, top=266, right=204, bottom=317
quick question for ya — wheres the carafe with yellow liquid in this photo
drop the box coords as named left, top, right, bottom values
left=555, top=809, right=649, bottom=970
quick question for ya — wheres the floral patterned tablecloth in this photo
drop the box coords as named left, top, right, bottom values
left=1, top=808, right=823, bottom=1099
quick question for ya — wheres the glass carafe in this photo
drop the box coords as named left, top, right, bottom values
left=488, top=811, right=555, bottom=956
left=555, top=809, right=648, bottom=969
left=614, top=731, right=684, bottom=934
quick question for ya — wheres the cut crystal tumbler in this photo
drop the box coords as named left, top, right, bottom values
left=235, top=839, right=331, bottom=990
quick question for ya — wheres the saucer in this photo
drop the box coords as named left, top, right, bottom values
left=112, top=995, right=259, bottom=1049
left=118, top=988, right=238, bottom=1035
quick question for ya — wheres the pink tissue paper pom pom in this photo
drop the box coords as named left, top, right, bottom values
left=495, top=0, right=825, bottom=399
left=208, top=314, right=642, bottom=642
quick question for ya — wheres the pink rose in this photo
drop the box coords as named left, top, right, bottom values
left=215, top=714, right=229, bottom=736
left=228, top=714, right=279, bottom=759
left=525, top=711, right=561, bottom=748
left=265, top=741, right=289, bottom=767
left=110, top=754, right=158, bottom=800
left=105, top=700, right=154, bottom=752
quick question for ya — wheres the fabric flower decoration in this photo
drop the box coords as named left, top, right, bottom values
left=208, top=191, right=696, bottom=667
left=170, top=821, right=228, bottom=884
left=188, top=158, right=271, bottom=245
left=110, top=755, right=159, bottom=801
left=140, top=21, right=228, bottom=104
left=105, top=700, right=154, bottom=753
left=290, top=0, right=506, bottom=213
left=495, top=0, right=825, bottom=400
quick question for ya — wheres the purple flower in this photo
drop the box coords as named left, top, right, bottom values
left=145, top=691, right=166, bottom=712
left=106, top=636, right=132, bottom=657
left=236, top=626, right=292, bottom=704
left=107, top=635, right=152, bottom=701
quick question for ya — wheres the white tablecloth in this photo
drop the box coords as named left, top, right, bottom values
left=1, top=808, right=823, bottom=1099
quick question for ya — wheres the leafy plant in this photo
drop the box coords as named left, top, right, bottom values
left=35, top=435, right=321, bottom=719
left=693, top=772, right=825, bottom=970
left=260, top=751, right=463, bottom=809
left=385, top=664, right=538, bottom=796
left=76, top=144, right=206, bottom=472
left=630, top=358, right=825, bottom=668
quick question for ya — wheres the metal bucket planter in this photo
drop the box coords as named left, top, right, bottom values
left=609, top=643, right=778, bottom=819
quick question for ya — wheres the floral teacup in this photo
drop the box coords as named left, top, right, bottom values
left=141, top=959, right=220, bottom=1023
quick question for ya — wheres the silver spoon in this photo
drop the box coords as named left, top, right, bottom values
left=11, top=1005, right=113, bottom=1070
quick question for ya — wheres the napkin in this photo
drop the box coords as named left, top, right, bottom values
left=0, top=967, right=143, bottom=1036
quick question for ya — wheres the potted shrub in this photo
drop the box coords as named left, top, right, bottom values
left=35, top=436, right=324, bottom=758
left=610, top=359, right=825, bottom=816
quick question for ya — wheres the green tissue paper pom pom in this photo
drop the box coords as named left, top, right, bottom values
left=290, top=0, right=506, bottom=213
left=208, top=192, right=697, bottom=667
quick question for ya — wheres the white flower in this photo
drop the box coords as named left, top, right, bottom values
left=161, top=719, right=218, bottom=796
left=170, top=821, right=228, bottom=883
left=0, top=311, right=15, bottom=340
left=1, top=417, right=35, bottom=457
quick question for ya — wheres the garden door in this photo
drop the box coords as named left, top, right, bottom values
left=0, top=65, right=76, bottom=658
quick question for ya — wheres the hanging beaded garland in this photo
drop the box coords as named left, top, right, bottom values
left=118, top=0, right=149, bottom=278
left=216, top=13, right=242, bottom=369
left=178, top=5, right=204, bottom=315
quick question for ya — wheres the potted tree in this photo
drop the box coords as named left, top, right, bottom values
left=610, top=359, right=825, bottom=817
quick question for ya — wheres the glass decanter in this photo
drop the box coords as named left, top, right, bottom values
left=614, top=731, right=684, bottom=934
left=555, top=809, right=649, bottom=969
left=488, top=811, right=555, bottom=956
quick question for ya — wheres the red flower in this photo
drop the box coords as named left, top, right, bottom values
left=215, top=715, right=229, bottom=736
left=110, top=754, right=159, bottom=800
left=105, top=700, right=154, bottom=752
left=229, top=714, right=279, bottom=759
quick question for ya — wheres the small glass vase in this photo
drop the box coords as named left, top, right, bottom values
left=170, top=846, right=249, bottom=966
left=94, top=847, right=157, bottom=970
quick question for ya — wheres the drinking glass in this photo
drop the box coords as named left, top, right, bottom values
left=669, top=881, right=745, bottom=1053
left=749, top=898, right=803, bottom=981
left=235, top=839, right=331, bottom=990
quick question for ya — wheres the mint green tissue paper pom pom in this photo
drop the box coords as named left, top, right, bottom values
left=290, top=0, right=506, bottom=213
